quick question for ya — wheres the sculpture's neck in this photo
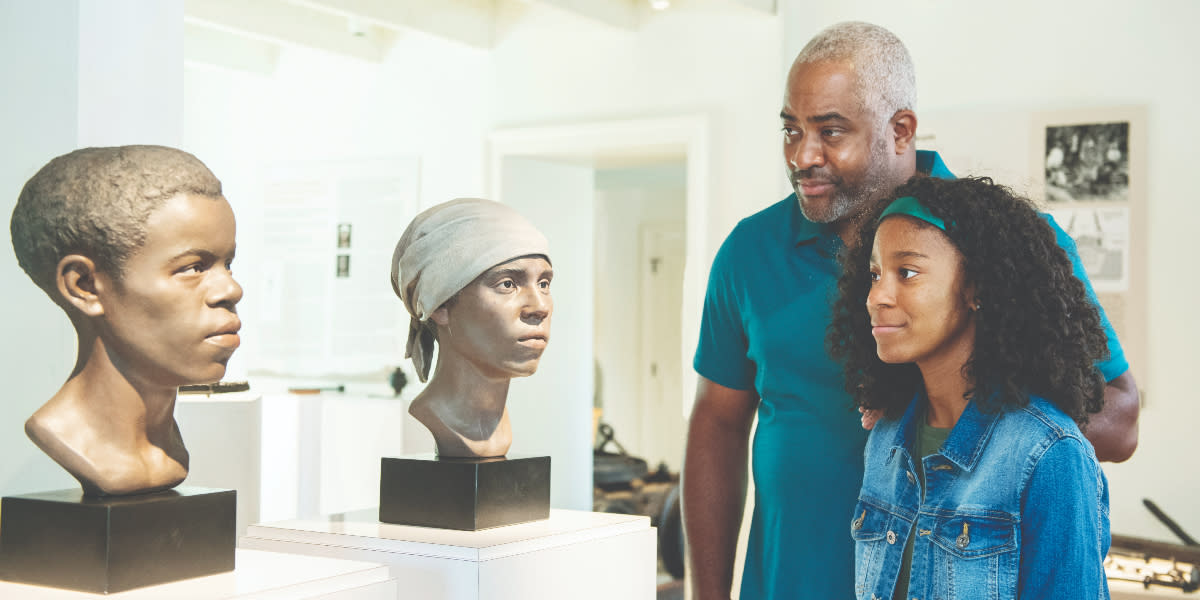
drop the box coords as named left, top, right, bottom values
left=25, top=332, right=189, bottom=496
left=410, top=362, right=514, bottom=458
left=67, top=331, right=180, bottom=434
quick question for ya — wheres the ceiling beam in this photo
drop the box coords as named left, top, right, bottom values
left=729, top=0, right=777, bottom=14
left=286, top=0, right=495, bottom=49
left=530, top=0, right=639, bottom=30
left=185, top=0, right=394, bottom=62
left=184, top=23, right=280, bottom=75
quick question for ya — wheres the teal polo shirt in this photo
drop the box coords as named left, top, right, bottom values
left=692, top=150, right=1126, bottom=599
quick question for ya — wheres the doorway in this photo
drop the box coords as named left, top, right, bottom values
left=489, top=116, right=709, bottom=510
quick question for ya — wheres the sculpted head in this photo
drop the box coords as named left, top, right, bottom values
left=391, top=198, right=553, bottom=383
left=391, top=198, right=553, bottom=458
left=13, top=146, right=223, bottom=299
left=11, top=146, right=242, bottom=495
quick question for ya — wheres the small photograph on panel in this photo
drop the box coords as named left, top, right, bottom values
left=1044, top=121, right=1129, bottom=202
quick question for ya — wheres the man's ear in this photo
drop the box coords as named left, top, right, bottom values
left=56, top=255, right=105, bottom=317
left=430, top=305, right=450, bottom=327
left=891, top=110, right=917, bottom=155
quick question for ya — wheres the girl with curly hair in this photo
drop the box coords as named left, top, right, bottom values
left=829, top=176, right=1111, bottom=599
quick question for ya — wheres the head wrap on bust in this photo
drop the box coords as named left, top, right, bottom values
left=391, top=198, right=551, bottom=382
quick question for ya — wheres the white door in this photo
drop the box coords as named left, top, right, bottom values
left=639, top=224, right=687, bottom=472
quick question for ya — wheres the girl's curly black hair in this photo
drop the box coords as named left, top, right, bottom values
left=827, top=176, right=1108, bottom=426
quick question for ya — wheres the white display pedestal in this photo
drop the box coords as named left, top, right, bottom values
left=176, top=391, right=262, bottom=537
left=241, top=509, right=656, bottom=600
left=0, top=549, right=396, bottom=599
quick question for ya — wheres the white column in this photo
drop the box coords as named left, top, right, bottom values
left=0, top=0, right=185, bottom=496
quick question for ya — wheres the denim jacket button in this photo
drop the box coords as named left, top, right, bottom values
left=886, top=530, right=897, bottom=544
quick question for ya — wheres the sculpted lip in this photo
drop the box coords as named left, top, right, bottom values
left=517, top=333, right=549, bottom=348
left=205, top=319, right=242, bottom=349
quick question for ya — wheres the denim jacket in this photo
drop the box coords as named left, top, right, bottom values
left=851, top=394, right=1110, bottom=600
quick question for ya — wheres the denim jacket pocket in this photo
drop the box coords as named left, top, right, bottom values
left=927, top=512, right=1018, bottom=598
left=851, top=499, right=903, bottom=599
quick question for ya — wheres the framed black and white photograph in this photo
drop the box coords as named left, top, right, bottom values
left=1032, top=106, right=1148, bottom=380
left=336, top=253, right=350, bottom=278
left=336, top=222, right=352, bottom=248
left=1044, top=121, right=1129, bottom=203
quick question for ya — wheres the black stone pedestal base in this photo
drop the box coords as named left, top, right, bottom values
left=0, top=487, right=236, bottom=593
left=379, top=454, right=550, bottom=530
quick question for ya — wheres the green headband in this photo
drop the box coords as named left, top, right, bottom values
left=878, top=196, right=946, bottom=231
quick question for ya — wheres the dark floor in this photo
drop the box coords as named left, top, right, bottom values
left=656, top=580, right=684, bottom=600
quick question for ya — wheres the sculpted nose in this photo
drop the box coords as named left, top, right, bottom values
left=522, top=288, right=552, bottom=322
left=209, top=269, right=243, bottom=310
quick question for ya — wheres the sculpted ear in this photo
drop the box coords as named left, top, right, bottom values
left=57, top=255, right=105, bottom=317
left=891, top=110, right=917, bottom=155
left=430, top=305, right=450, bottom=327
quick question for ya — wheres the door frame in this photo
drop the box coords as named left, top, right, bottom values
left=488, top=115, right=710, bottom=424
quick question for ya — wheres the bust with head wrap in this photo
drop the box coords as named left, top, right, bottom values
left=391, top=198, right=553, bottom=458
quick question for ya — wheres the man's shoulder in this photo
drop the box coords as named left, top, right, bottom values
left=721, top=195, right=795, bottom=249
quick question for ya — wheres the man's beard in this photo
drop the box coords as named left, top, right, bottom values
left=794, top=137, right=894, bottom=225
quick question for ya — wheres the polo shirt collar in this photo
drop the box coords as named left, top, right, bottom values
left=788, top=192, right=826, bottom=245
left=917, top=149, right=954, bottom=179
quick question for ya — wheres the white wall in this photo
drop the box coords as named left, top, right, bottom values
left=183, top=32, right=493, bottom=380
left=490, top=5, right=783, bottom=263
left=781, top=0, right=1200, bottom=541
left=0, top=0, right=185, bottom=497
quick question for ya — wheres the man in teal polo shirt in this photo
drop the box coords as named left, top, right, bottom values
left=682, top=21, right=1139, bottom=600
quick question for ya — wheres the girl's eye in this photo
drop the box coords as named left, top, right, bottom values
left=868, top=271, right=880, bottom=282
left=900, top=268, right=918, bottom=279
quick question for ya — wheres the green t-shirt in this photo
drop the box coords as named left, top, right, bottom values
left=895, top=414, right=953, bottom=598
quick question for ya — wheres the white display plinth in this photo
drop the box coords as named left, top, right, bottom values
left=240, top=508, right=656, bottom=600
left=0, top=549, right=396, bottom=599
left=176, top=391, right=262, bottom=537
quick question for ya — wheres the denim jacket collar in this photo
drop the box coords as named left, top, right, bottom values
left=886, top=393, right=1001, bottom=473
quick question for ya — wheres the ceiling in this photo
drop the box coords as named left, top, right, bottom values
left=183, top=0, right=777, bottom=73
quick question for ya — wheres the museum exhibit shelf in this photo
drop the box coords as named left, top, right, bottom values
left=241, top=508, right=656, bottom=600
left=0, top=548, right=396, bottom=599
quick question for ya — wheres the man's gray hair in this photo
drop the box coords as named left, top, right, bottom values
left=11, top=145, right=223, bottom=297
left=794, top=21, right=916, bottom=127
